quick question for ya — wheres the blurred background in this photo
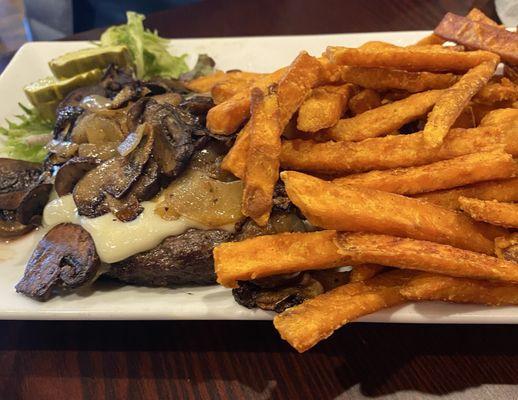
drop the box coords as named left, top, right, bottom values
left=0, top=0, right=516, bottom=58
left=0, top=0, right=199, bottom=55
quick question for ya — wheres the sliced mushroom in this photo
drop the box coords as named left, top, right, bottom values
left=232, top=273, right=324, bottom=313
left=15, top=223, right=100, bottom=301
left=103, top=127, right=154, bottom=198
left=129, top=158, right=161, bottom=200
left=109, top=84, right=147, bottom=109
left=105, top=193, right=143, bottom=222
left=100, top=65, right=135, bottom=98
left=73, top=126, right=154, bottom=218
left=0, top=158, right=42, bottom=210
left=54, top=157, right=100, bottom=197
left=0, top=210, right=34, bottom=238
left=152, top=92, right=183, bottom=107
left=0, top=159, right=51, bottom=232
left=143, top=101, right=195, bottom=177
left=77, top=142, right=119, bottom=161
left=143, top=77, right=189, bottom=95
left=45, top=140, right=79, bottom=159
left=16, top=182, right=52, bottom=225
left=179, top=96, right=214, bottom=116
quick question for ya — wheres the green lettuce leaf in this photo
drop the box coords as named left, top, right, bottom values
left=100, top=11, right=189, bottom=79
left=0, top=104, right=53, bottom=162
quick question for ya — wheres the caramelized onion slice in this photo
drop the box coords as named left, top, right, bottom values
left=156, top=169, right=244, bottom=227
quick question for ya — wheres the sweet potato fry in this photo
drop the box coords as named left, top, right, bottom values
left=220, top=125, right=250, bottom=178
left=434, top=13, right=518, bottom=64
left=242, top=87, right=282, bottom=226
left=296, top=84, right=353, bottom=132
left=334, top=232, right=518, bottom=283
left=400, top=272, right=518, bottom=306
left=464, top=7, right=500, bottom=26
left=337, top=67, right=458, bottom=93
left=349, top=264, right=386, bottom=282
left=415, top=178, right=518, bottom=210
left=184, top=70, right=226, bottom=92
left=348, top=89, right=381, bottom=115
left=206, top=67, right=287, bottom=134
left=423, top=59, right=498, bottom=147
left=211, top=73, right=265, bottom=104
left=504, top=64, right=518, bottom=84
left=415, top=34, right=445, bottom=46
left=214, top=230, right=344, bottom=288
left=326, top=45, right=499, bottom=72
left=458, top=197, right=518, bottom=229
left=480, top=108, right=518, bottom=132
left=274, top=270, right=410, bottom=352
left=495, top=234, right=518, bottom=263
left=280, top=126, right=515, bottom=174
left=415, top=8, right=499, bottom=46
left=333, top=148, right=516, bottom=195
left=281, top=171, right=503, bottom=254
left=222, top=52, right=324, bottom=176
left=325, top=89, right=443, bottom=142
left=473, top=78, right=518, bottom=105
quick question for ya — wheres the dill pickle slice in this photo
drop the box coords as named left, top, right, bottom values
left=24, top=69, right=103, bottom=106
left=49, top=45, right=131, bottom=79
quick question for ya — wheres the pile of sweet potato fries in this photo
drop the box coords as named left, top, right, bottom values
left=187, top=9, right=518, bottom=352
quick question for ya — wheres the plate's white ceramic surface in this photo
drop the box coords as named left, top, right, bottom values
left=1, top=33, right=517, bottom=322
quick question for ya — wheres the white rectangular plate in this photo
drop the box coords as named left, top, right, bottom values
left=0, top=32, right=517, bottom=322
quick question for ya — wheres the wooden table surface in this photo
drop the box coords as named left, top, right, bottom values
left=2, top=0, right=517, bottom=399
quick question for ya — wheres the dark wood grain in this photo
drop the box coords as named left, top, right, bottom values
left=2, top=0, right=516, bottom=399
left=1, top=321, right=518, bottom=399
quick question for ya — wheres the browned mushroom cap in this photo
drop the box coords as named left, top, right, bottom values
left=0, top=159, right=52, bottom=234
left=54, top=157, right=100, bottom=197
left=16, top=182, right=52, bottom=225
left=143, top=101, right=195, bottom=178
left=15, top=223, right=100, bottom=301
left=0, top=217, right=35, bottom=238
left=0, top=158, right=42, bottom=210
left=179, top=96, right=214, bottom=116
left=72, top=126, right=154, bottom=218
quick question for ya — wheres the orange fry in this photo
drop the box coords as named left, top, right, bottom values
left=434, top=13, right=518, bottom=64
left=348, top=89, right=381, bottom=115
left=274, top=270, right=410, bottom=352
left=415, top=178, right=518, bottom=210
left=495, top=234, right=518, bottom=263
left=206, top=67, right=287, bottom=134
left=473, top=78, right=518, bottom=105
left=415, top=34, right=445, bottom=46
left=480, top=108, right=518, bottom=132
left=423, top=59, right=498, bottom=147
left=325, top=89, right=443, bottom=142
left=415, top=8, right=499, bottom=46
left=184, top=70, right=226, bottom=92
left=333, top=149, right=516, bottom=195
left=334, top=232, right=518, bottom=283
left=222, top=52, right=323, bottom=177
left=241, top=87, right=282, bottom=226
left=400, top=273, right=518, bottom=306
left=459, top=197, right=518, bottom=229
left=211, top=73, right=264, bottom=104
left=280, top=126, right=515, bottom=174
left=349, top=264, right=386, bottom=282
left=326, top=45, right=498, bottom=72
left=296, top=84, right=353, bottom=132
left=338, top=67, right=458, bottom=93
left=214, top=230, right=343, bottom=288
left=281, top=171, right=503, bottom=255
